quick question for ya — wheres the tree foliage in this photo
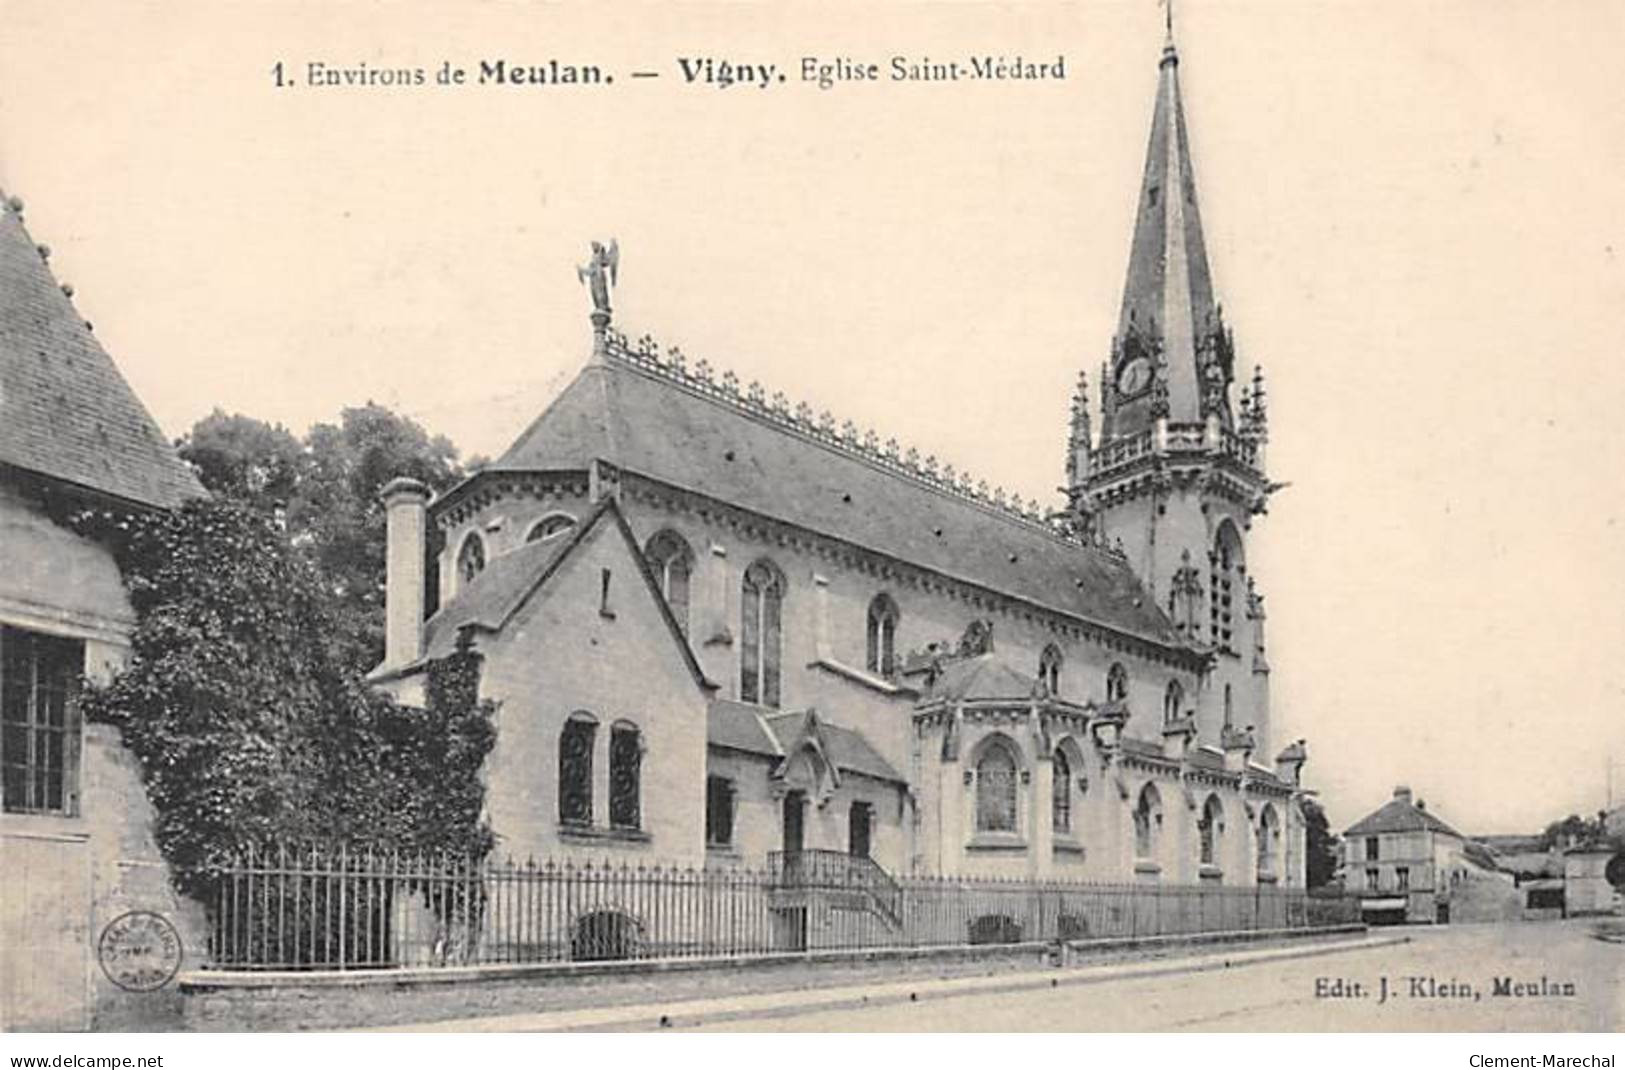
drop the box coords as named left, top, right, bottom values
left=1538, top=812, right=1621, bottom=853
left=1302, top=798, right=1340, bottom=889
left=178, top=403, right=463, bottom=675
left=73, top=498, right=494, bottom=899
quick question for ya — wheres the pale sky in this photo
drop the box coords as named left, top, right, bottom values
left=2, top=1, right=1622, bottom=837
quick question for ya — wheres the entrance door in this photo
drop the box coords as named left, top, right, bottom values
left=782, top=790, right=806, bottom=854
left=849, top=801, right=872, bottom=858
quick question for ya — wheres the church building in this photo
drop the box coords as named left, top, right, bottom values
left=372, top=27, right=1310, bottom=892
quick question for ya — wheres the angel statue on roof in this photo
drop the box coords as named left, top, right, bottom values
left=578, top=239, right=619, bottom=316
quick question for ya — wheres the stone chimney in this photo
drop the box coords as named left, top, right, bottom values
left=1393, top=785, right=1413, bottom=806
left=381, top=476, right=431, bottom=668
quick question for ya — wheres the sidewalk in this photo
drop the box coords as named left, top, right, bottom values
left=366, top=931, right=1410, bottom=1032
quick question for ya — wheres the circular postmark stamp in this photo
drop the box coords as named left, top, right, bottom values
left=97, top=910, right=182, bottom=991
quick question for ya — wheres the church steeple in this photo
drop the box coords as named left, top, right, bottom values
left=1068, top=19, right=1279, bottom=756
left=1100, top=23, right=1234, bottom=442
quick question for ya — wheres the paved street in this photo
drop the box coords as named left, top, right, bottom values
left=682, top=921, right=1622, bottom=1032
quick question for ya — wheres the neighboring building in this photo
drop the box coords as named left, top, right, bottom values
left=0, top=192, right=205, bottom=1029
left=372, top=27, right=1312, bottom=896
left=1561, top=845, right=1619, bottom=917
left=1342, top=786, right=1515, bottom=924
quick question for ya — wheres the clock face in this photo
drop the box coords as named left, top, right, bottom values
left=1117, top=357, right=1152, bottom=398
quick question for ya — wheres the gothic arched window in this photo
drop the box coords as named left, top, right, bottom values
left=457, top=532, right=486, bottom=587
left=1106, top=662, right=1129, bottom=704
left=558, top=712, right=597, bottom=825
left=1133, top=783, right=1162, bottom=859
left=645, top=530, right=694, bottom=637
left=1163, top=680, right=1185, bottom=724
left=609, top=721, right=642, bottom=830
left=1223, top=683, right=1234, bottom=727
left=1257, top=804, right=1280, bottom=878
left=1039, top=644, right=1063, bottom=697
left=741, top=559, right=785, bottom=707
left=1051, top=747, right=1072, bottom=834
left=527, top=513, right=577, bottom=543
left=1198, top=794, right=1224, bottom=867
left=1210, top=521, right=1244, bottom=651
left=866, top=594, right=899, bottom=676
left=974, top=738, right=1020, bottom=834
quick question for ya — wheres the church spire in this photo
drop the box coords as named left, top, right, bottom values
left=1100, top=22, right=1233, bottom=442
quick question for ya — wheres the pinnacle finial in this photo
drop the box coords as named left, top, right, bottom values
left=1161, top=0, right=1178, bottom=62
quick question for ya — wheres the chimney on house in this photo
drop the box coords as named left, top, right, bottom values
left=381, top=476, right=431, bottom=668
left=1394, top=785, right=1413, bottom=806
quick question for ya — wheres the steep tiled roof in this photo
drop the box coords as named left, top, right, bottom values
left=480, top=352, right=1183, bottom=649
left=925, top=655, right=1042, bottom=704
left=1344, top=797, right=1463, bottom=839
left=764, top=709, right=904, bottom=785
left=0, top=196, right=201, bottom=508
left=420, top=531, right=577, bottom=660
left=1462, top=840, right=1501, bottom=872
left=407, top=498, right=714, bottom=693
left=707, top=699, right=780, bottom=757
left=706, top=702, right=903, bottom=784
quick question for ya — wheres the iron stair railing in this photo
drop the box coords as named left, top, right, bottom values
left=768, top=848, right=903, bottom=928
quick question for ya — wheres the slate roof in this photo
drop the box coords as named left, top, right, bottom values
left=476, top=357, right=1184, bottom=650
left=0, top=195, right=201, bottom=508
left=925, top=655, right=1043, bottom=704
left=1344, top=797, right=1464, bottom=840
left=1107, top=35, right=1222, bottom=439
left=707, top=699, right=780, bottom=757
left=405, top=497, right=714, bottom=694
left=706, top=701, right=904, bottom=784
left=420, top=530, right=577, bottom=660
left=764, top=710, right=904, bottom=784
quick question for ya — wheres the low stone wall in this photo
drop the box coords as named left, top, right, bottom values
left=177, top=923, right=1365, bottom=1031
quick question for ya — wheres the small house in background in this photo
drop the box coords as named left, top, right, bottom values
left=1479, top=830, right=1623, bottom=920
left=1562, top=844, right=1620, bottom=917
left=1342, top=786, right=1517, bottom=925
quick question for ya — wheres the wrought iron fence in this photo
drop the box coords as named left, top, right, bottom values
left=203, top=843, right=1362, bottom=971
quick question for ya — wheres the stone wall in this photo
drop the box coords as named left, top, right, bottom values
left=475, top=517, right=710, bottom=868
left=1, top=485, right=203, bottom=1032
